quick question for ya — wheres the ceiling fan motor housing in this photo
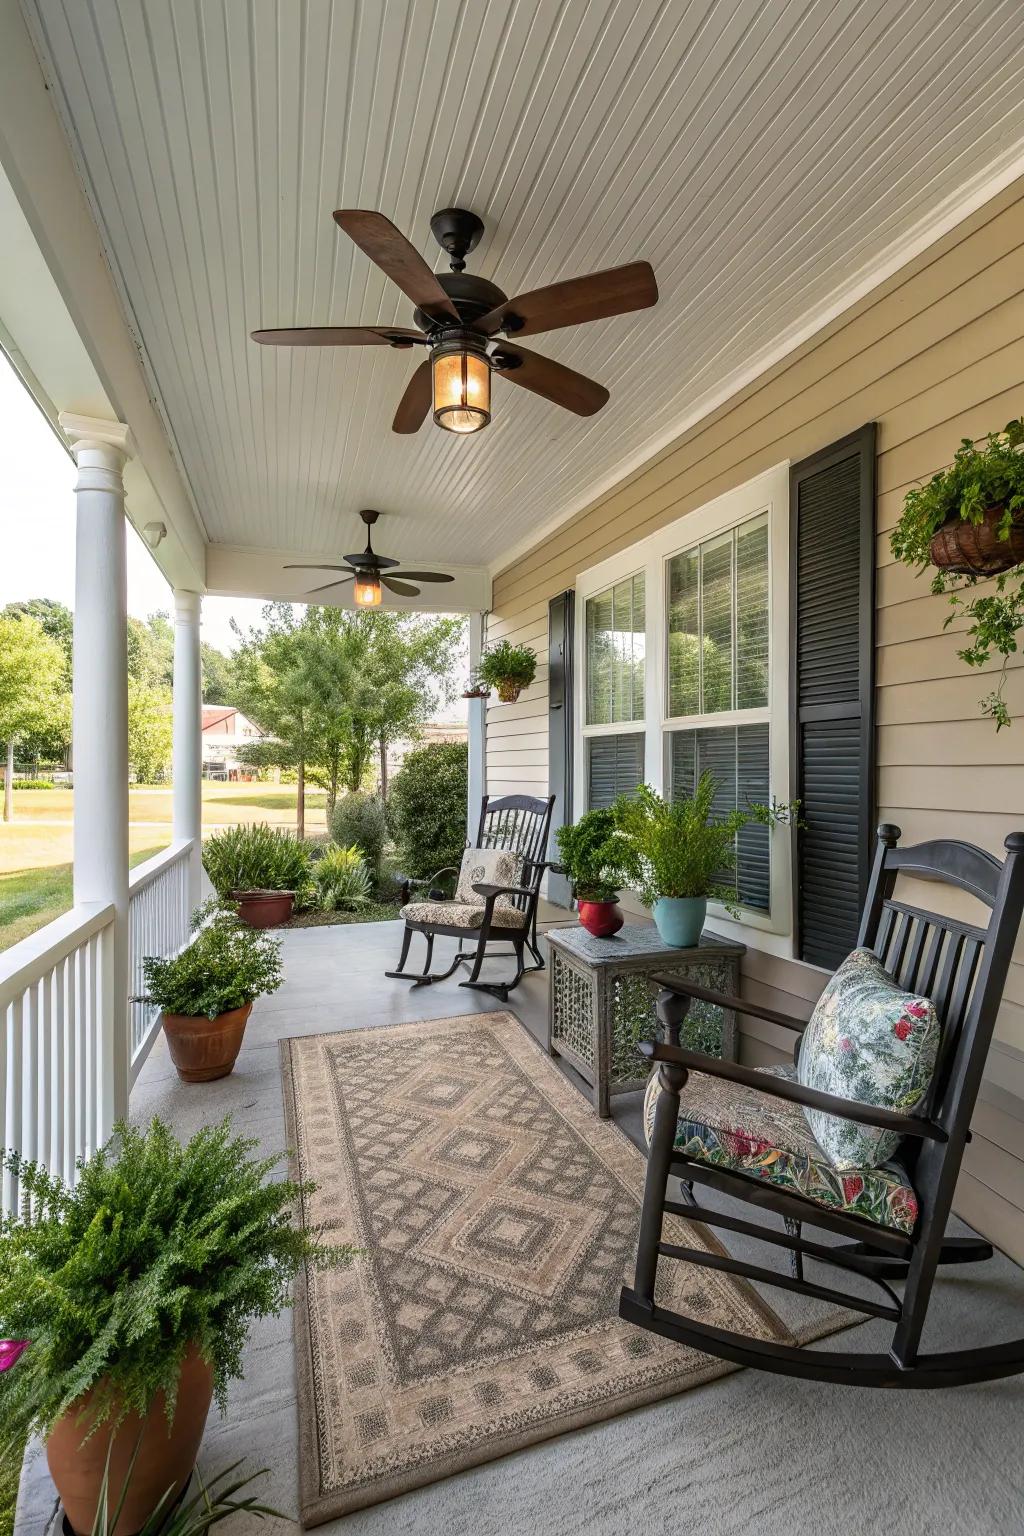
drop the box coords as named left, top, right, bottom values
left=413, top=272, right=506, bottom=332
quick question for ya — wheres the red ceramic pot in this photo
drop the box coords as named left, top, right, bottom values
left=229, top=889, right=295, bottom=928
left=577, top=898, right=624, bottom=938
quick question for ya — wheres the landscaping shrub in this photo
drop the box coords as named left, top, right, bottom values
left=329, top=792, right=387, bottom=879
left=10, top=778, right=56, bottom=790
left=389, top=740, right=468, bottom=879
left=141, top=900, right=283, bottom=1019
left=313, top=845, right=371, bottom=912
left=202, top=823, right=310, bottom=898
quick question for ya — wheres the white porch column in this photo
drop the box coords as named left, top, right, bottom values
left=172, top=589, right=203, bottom=907
left=60, top=412, right=134, bottom=1131
left=467, top=611, right=487, bottom=834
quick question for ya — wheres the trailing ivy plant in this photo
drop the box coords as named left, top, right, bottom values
left=0, top=1117, right=353, bottom=1460
left=890, top=418, right=1024, bottom=728
left=140, top=900, right=283, bottom=1019
left=612, top=775, right=799, bottom=914
left=555, top=809, right=631, bottom=902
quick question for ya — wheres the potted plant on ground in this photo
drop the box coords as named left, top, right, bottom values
left=890, top=417, right=1024, bottom=727
left=613, top=775, right=796, bottom=947
left=0, top=1117, right=350, bottom=1536
left=141, top=900, right=283, bottom=1082
left=476, top=640, right=537, bottom=704
left=202, top=823, right=311, bottom=927
left=555, top=808, right=631, bottom=937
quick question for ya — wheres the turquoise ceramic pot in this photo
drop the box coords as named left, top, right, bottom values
left=652, top=896, right=707, bottom=948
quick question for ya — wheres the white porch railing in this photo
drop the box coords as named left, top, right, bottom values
left=0, top=902, right=115, bottom=1215
left=1, top=838, right=196, bottom=1216
left=128, top=839, right=194, bottom=1081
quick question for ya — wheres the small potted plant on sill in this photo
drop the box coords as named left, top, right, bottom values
left=461, top=678, right=491, bottom=700
left=476, top=640, right=538, bottom=704
left=555, top=808, right=631, bottom=937
left=201, top=823, right=311, bottom=927
left=0, top=1117, right=350, bottom=1536
left=613, top=775, right=797, bottom=948
left=891, top=417, right=1024, bottom=727
left=140, top=900, right=283, bottom=1082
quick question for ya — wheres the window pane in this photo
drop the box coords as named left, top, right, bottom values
left=736, top=514, right=769, bottom=710
left=585, top=574, right=644, bottom=725
left=667, top=547, right=699, bottom=717
left=588, top=732, right=645, bottom=809
left=668, top=723, right=770, bottom=912
left=700, top=533, right=733, bottom=713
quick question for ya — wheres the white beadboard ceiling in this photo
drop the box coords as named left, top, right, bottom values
left=21, top=0, right=1024, bottom=576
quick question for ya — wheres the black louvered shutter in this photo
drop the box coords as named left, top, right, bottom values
left=790, top=425, right=876, bottom=969
left=547, top=591, right=575, bottom=906
left=587, top=733, right=645, bottom=809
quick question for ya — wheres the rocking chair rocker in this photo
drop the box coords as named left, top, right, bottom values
left=386, top=793, right=555, bottom=1001
left=620, top=824, right=1024, bottom=1388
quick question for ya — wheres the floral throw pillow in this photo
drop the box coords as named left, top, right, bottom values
left=455, top=847, right=523, bottom=913
left=797, top=947, right=941, bottom=1171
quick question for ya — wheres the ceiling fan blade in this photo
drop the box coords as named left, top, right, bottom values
left=381, top=576, right=421, bottom=597
left=284, top=563, right=352, bottom=571
left=392, top=359, right=433, bottom=434
left=392, top=570, right=455, bottom=582
left=334, top=210, right=458, bottom=324
left=306, top=575, right=355, bottom=595
left=492, top=343, right=609, bottom=416
left=472, top=261, right=658, bottom=338
left=251, top=326, right=422, bottom=347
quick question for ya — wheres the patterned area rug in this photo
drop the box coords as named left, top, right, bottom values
left=281, top=1013, right=803, bottom=1525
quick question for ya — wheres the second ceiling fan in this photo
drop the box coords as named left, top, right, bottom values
left=252, top=207, right=657, bottom=435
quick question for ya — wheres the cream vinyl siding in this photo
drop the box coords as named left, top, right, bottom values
left=485, top=176, right=1024, bottom=1260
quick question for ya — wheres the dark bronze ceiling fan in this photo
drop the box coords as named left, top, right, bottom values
left=285, top=509, right=455, bottom=606
left=252, top=207, right=658, bottom=435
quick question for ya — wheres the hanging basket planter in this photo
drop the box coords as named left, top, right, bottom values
left=476, top=640, right=538, bottom=706
left=929, top=504, right=1024, bottom=577
left=496, top=678, right=524, bottom=704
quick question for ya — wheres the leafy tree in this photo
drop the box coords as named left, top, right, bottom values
left=201, top=641, right=235, bottom=705
left=3, top=599, right=73, bottom=765
left=127, top=612, right=174, bottom=687
left=389, top=740, right=468, bottom=878
left=0, top=614, right=66, bottom=821
left=127, top=680, right=173, bottom=783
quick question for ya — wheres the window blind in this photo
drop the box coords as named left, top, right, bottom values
left=587, top=732, right=645, bottom=810
left=670, top=722, right=770, bottom=911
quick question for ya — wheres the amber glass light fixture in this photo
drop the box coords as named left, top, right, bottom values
left=353, top=572, right=382, bottom=607
left=431, top=338, right=491, bottom=433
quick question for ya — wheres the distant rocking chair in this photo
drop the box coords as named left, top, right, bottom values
left=620, top=824, right=1024, bottom=1388
left=386, top=793, right=555, bottom=1001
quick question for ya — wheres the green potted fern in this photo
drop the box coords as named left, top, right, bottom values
left=890, top=417, right=1024, bottom=727
left=476, top=641, right=537, bottom=704
left=0, top=1118, right=349, bottom=1536
left=613, top=776, right=795, bottom=946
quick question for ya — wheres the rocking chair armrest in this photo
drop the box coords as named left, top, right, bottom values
left=649, top=973, right=807, bottom=1033
left=638, top=1041, right=949, bottom=1143
left=472, top=881, right=536, bottom=902
left=408, top=866, right=460, bottom=889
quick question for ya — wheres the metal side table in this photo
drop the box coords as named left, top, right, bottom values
left=546, top=923, right=745, bottom=1117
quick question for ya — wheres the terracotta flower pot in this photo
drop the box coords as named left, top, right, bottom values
left=577, top=898, right=624, bottom=938
left=495, top=679, right=524, bottom=703
left=46, top=1343, right=214, bottom=1536
left=229, top=889, right=295, bottom=928
left=929, top=505, right=1024, bottom=576
left=162, top=1003, right=252, bottom=1083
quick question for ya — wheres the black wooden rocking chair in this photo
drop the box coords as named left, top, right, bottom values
left=620, top=824, right=1024, bottom=1388
left=386, top=793, right=555, bottom=1001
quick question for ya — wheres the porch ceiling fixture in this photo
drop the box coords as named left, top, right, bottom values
left=284, top=509, right=455, bottom=602
left=252, top=207, right=657, bottom=435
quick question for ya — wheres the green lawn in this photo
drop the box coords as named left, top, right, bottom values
left=1, top=1456, right=18, bottom=1536
left=0, top=782, right=328, bottom=953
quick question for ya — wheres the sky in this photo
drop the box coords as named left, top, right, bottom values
left=0, top=354, right=468, bottom=717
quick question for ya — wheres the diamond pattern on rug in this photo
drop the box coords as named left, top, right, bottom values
left=283, top=1012, right=798, bottom=1525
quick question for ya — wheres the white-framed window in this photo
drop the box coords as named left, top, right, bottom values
left=573, top=464, right=793, bottom=953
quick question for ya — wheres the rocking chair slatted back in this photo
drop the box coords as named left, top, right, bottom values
left=475, top=794, right=554, bottom=914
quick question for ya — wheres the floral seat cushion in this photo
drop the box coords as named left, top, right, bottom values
left=644, top=1064, right=918, bottom=1235
left=797, top=947, right=941, bottom=1170
left=401, top=900, right=528, bottom=930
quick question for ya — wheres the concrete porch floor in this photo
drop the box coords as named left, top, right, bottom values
left=16, top=916, right=1024, bottom=1536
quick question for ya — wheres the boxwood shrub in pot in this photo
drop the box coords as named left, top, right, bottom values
left=201, top=823, right=311, bottom=926
left=141, top=900, right=283, bottom=1082
left=555, top=809, right=631, bottom=938
left=0, top=1117, right=351, bottom=1536
left=890, top=417, right=1024, bottom=727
